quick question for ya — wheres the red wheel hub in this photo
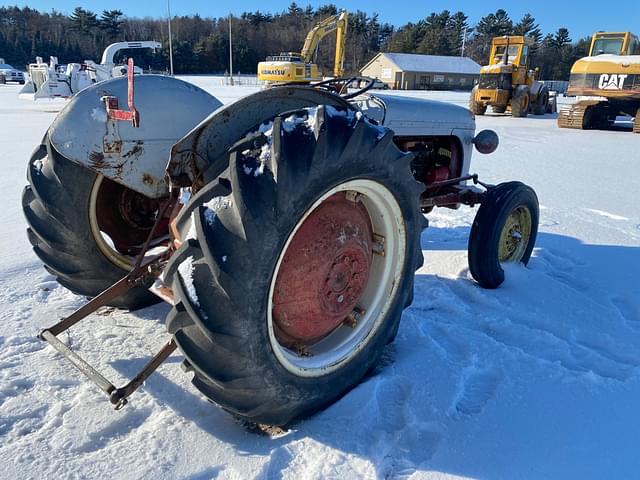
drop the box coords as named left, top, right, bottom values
left=272, top=192, right=373, bottom=345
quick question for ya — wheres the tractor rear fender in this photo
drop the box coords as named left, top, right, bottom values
left=167, top=86, right=351, bottom=188
left=49, top=75, right=223, bottom=199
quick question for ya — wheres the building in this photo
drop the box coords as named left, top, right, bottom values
left=360, top=52, right=481, bottom=90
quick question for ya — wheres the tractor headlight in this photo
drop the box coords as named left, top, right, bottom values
left=473, top=129, right=499, bottom=154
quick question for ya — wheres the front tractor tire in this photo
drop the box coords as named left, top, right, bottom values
left=22, top=140, right=165, bottom=309
left=469, top=87, right=487, bottom=115
left=511, top=86, right=530, bottom=118
left=468, top=182, right=539, bottom=289
left=163, top=106, right=426, bottom=426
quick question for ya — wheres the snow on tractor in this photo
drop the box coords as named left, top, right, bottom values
left=22, top=64, right=539, bottom=426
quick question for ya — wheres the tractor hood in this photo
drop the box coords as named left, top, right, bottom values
left=367, top=92, right=475, bottom=136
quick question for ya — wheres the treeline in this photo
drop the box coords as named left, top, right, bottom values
left=0, top=4, right=589, bottom=79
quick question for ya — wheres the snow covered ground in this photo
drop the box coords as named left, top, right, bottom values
left=1, top=79, right=639, bottom=479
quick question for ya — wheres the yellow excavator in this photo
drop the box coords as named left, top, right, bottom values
left=558, top=31, right=640, bottom=133
left=470, top=36, right=554, bottom=117
left=257, top=10, right=347, bottom=83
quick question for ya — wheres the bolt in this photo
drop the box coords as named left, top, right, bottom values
left=345, top=191, right=362, bottom=203
left=337, top=294, right=344, bottom=303
left=371, top=233, right=385, bottom=257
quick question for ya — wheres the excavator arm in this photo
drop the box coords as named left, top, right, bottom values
left=300, top=10, right=348, bottom=77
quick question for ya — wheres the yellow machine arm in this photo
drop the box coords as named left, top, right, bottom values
left=299, top=10, right=348, bottom=77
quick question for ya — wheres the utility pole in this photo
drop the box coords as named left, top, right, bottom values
left=228, top=14, right=234, bottom=85
left=167, top=0, right=174, bottom=75
left=461, top=26, right=467, bottom=57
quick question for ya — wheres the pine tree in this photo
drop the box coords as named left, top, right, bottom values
left=69, top=7, right=98, bottom=35
left=449, top=11, right=470, bottom=55
left=100, top=10, right=123, bottom=39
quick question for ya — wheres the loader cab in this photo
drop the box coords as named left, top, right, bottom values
left=489, top=36, right=530, bottom=68
left=589, top=32, right=638, bottom=56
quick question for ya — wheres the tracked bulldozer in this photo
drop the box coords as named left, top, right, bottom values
left=558, top=32, right=640, bottom=133
left=257, top=10, right=347, bottom=83
left=22, top=61, right=539, bottom=427
left=470, top=35, right=555, bottom=117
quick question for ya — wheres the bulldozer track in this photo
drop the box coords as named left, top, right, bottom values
left=557, top=103, right=588, bottom=129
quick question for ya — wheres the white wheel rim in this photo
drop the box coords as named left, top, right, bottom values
left=267, top=179, right=407, bottom=377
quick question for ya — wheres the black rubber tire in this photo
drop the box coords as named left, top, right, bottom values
left=469, top=87, right=487, bottom=115
left=163, top=106, right=426, bottom=426
left=468, top=181, right=539, bottom=289
left=511, top=86, right=530, bottom=118
left=22, top=138, right=160, bottom=309
left=533, top=87, right=549, bottom=116
left=634, top=108, right=640, bottom=134
left=492, top=105, right=507, bottom=114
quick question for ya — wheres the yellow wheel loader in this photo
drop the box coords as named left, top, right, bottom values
left=558, top=32, right=640, bottom=133
left=257, top=10, right=347, bottom=84
left=470, top=36, right=554, bottom=118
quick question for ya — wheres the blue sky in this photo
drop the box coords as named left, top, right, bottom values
left=8, top=1, right=640, bottom=40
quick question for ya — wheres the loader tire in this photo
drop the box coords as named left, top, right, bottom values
left=533, top=86, right=549, bottom=116
left=511, top=86, right=530, bottom=118
left=468, top=182, right=539, bottom=289
left=635, top=108, right=640, bottom=134
left=163, top=106, right=426, bottom=426
left=469, top=87, right=487, bottom=115
left=22, top=139, right=163, bottom=309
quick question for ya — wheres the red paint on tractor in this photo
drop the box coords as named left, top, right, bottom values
left=272, top=192, right=373, bottom=345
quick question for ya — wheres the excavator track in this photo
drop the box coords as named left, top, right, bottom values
left=557, top=100, right=602, bottom=130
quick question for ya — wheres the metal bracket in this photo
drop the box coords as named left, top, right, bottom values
left=38, top=198, right=177, bottom=409
left=102, top=58, right=140, bottom=128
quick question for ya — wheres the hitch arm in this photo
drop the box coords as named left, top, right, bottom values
left=38, top=197, right=178, bottom=409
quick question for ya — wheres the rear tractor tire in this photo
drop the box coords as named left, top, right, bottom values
left=468, top=182, right=539, bottom=289
left=163, top=106, right=426, bottom=426
left=22, top=140, right=166, bottom=309
left=469, top=87, right=487, bottom=115
left=533, top=86, right=549, bottom=116
left=511, top=86, right=530, bottom=118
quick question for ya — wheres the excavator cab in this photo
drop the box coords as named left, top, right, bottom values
left=589, top=32, right=639, bottom=56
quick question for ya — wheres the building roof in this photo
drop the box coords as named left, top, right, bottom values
left=364, top=52, right=481, bottom=75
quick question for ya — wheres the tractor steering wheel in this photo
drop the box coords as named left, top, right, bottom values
left=312, top=76, right=375, bottom=100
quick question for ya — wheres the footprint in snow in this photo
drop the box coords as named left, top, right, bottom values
left=449, top=365, right=502, bottom=417
left=611, top=296, right=640, bottom=327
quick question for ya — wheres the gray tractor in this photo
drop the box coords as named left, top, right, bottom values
left=23, top=69, right=538, bottom=426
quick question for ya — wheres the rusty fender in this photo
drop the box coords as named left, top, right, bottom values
left=48, top=75, right=223, bottom=199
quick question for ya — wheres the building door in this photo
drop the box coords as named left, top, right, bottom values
left=394, top=72, right=403, bottom=89
left=419, top=75, right=431, bottom=90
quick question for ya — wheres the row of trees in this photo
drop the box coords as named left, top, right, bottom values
left=0, top=4, right=589, bottom=79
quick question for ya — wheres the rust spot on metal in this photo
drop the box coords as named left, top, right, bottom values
left=89, top=151, right=107, bottom=169
left=142, top=173, right=154, bottom=186
left=123, top=144, right=143, bottom=159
